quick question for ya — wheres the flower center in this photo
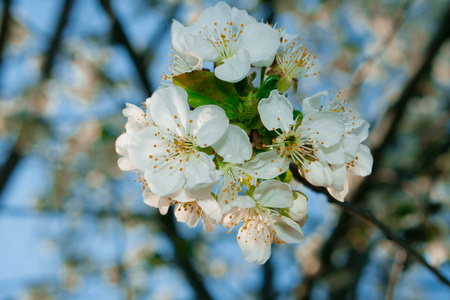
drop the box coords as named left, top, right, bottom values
left=199, top=21, right=245, bottom=59
left=276, top=37, right=318, bottom=78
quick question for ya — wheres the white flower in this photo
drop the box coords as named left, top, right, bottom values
left=128, top=85, right=229, bottom=196
left=211, top=125, right=289, bottom=212
left=275, top=35, right=318, bottom=79
left=115, top=103, right=152, bottom=171
left=177, top=2, right=280, bottom=83
left=162, top=20, right=218, bottom=81
left=173, top=184, right=222, bottom=232
left=258, top=90, right=345, bottom=188
left=301, top=91, right=373, bottom=200
left=143, top=184, right=222, bottom=232
left=223, top=180, right=304, bottom=264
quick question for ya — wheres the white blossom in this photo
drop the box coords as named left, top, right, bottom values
left=173, top=1, right=280, bottom=83
left=143, top=184, right=222, bottom=232
left=258, top=90, right=345, bottom=189
left=275, top=35, right=318, bottom=79
left=212, top=125, right=289, bottom=212
left=301, top=91, right=373, bottom=200
left=128, top=85, right=229, bottom=196
left=223, top=180, right=304, bottom=264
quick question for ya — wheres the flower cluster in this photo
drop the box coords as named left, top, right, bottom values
left=116, top=2, right=373, bottom=264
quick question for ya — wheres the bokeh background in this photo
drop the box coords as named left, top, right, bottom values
left=0, top=0, right=449, bottom=299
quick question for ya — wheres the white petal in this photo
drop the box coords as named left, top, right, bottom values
left=190, top=105, right=229, bottom=147
left=171, top=20, right=187, bottom=54
left=230, top=195, right=256, bottom=209
left=317, top=142, right=345, bottom=164
left=201, top=213, right=219, bottom=232
left=123, top=103, right=146, bottom=132
left=300, top=111, right=344, bottom=147
left=301, top=91, right=328, bottom=115
left=327, top=179, right=348, bottom=202
left=254, top=180, right=293, bottom=208
left=184, top=33, right=218, bottom=61
left=117, top=157, right=136, bottom=171
left=196, top=2, right=232, bottom=25
left=174, top=202, right=200, bottom=228
left=239, top=22, right=279, bottom=67
left=350, top=144, right=373, bottom=176
left=342, top=135, right=359, bottom=162
left=197, top=198, right=222, bottom=225
left=128, top=126, right=168, bottom=170
left=231, top=7, right=256, bottom=26
left=287, top=192, right=308, bottom=223
left=237, top=223, right=272, bottom=264
left=143, top=187, right=173, bottom=215
left=184, top=152, right=216, bottom=189
left=215, top=50, right=251, bottom=83
left=180, top=183, right=215, bottom=202
left=303, top=161, right=333, bottom=187
left=241, top=149, right=290, bottom=179
left=144, top=160, right=185, bottom=196
left=272, top=215, right=304, bottom=243
left=149, top=85, right=190, bottom=136
left=211, top=125, right=252, bottom=164
left=115, top=133, right=132, bottom=156
left=329, top=164, right=347, bottom=191
left=258, top=90, right=295, bottom=132
left=345, top=119, right=370, bottom=143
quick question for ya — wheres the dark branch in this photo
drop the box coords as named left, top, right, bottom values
left=0, top=0, right=12, bottom=68
left=99, top=0, right=153, bottom=96
left=289, top=164, right=450, bottom=287
left=42, top=0, right=75, bottom=80
left=158, top=213, right=212, bottom=300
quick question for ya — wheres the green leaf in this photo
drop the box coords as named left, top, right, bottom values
left=256, top=75, right=280, bottom=100
left=277, top=169, right=293, bottom=184
left=230, top=122, right=249, bottom=133
left=293, top=109, right=303, bottom=126
left=173, top=71, right=239, bottom=119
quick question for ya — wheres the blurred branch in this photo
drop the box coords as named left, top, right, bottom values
left=0, top=0, right=75, bottom=201
left=42, top=0, right=74, bottom=80
left=348, top=0, right=412, bottom=96
left=261, top=258, right=275, bottom=300
left=158, top=213, right=213, bottom=300
left=0, top=0, right=12, bottom=67
left=98, top=1, right=212, bottom=298
left=289, top=164, right=450, bottom=288
left=99, top=0, right=153, bottom=96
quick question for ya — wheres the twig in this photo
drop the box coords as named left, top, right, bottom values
left=99, top=0, right=153, bottom=96
left=289, top=164, right=450, bottom=287
left=42, top=0, right=75, bottom=80
left=0, top=0, right=12, bottom=67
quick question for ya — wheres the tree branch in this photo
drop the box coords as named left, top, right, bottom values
left=289, top=164, right=450, bottom=287
left=99, top=0, right=153, bottom=96
left=42, top=0, right=75, bottom=80
left=0, top=0, right=12, bottom=67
